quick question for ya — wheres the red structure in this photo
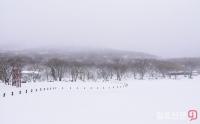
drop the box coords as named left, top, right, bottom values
left=12, top=65, right=22, bottom=87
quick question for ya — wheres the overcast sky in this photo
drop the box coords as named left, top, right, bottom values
left=0, top=0, right=200, bottom=58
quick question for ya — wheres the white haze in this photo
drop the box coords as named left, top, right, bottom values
left=0, top=0, right=200, bottom=58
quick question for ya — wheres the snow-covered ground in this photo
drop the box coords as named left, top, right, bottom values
left=0, top=77, right=200, bottom=124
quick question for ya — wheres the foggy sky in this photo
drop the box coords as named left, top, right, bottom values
left=0, top=0, right=200, bottom=58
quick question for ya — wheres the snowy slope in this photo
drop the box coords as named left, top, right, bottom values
left=0, top=78, right=200, bottom=124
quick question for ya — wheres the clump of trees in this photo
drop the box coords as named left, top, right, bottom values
left=0, top=57, right=12, bottom=84
left=0, top=53, right=200, bottom=87
left=0, top=56, right=29, bottom=86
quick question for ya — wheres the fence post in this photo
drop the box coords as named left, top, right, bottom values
left=11, top=92, right=14, bottom=96
left=3, top=93, right=5, bottom=97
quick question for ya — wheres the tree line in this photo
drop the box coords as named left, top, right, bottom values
left=0, top=54, right=200, bottom=86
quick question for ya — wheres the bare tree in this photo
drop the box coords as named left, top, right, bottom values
left=154, top=60, right=172, bottom=78
left=147, top=59, right=159, bottom=79
left=97, top=64, right=111, bottom=81
left=112, top=59, right=127, bottom=81
left=135, top=59, right=150, bottom=80
left=69, top=61, right=82, bottom=82
left=182, top=58, right=199, bottom=79
left=46, top=58, right=67, bottom=81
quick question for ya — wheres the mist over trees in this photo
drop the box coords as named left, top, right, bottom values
left=0, top=49, right=200, bottom=87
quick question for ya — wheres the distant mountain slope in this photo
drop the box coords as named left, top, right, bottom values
left=0, top=47, right=157, bottom=61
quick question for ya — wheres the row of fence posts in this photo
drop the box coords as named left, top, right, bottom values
left=2, top=83, right=128, bottom=98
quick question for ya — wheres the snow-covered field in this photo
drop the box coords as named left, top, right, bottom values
left=0, top=77, right=200, bottom=124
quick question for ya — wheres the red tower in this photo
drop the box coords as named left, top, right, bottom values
left=12, top=65, right=22, bottom=87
